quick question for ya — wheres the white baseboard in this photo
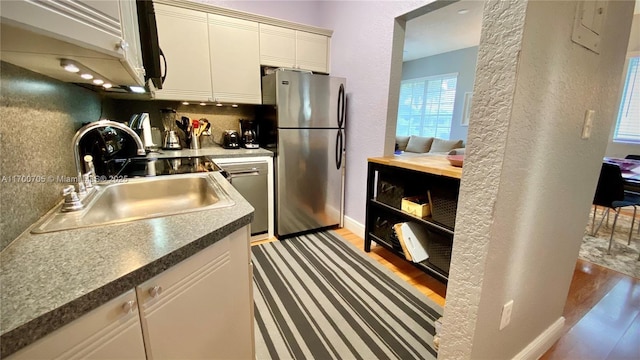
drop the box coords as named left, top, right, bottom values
left=343, top=215, right=365, bottom=239
left=512, top=317, right=565, bottom=360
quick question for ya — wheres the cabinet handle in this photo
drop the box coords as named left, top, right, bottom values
left=149, top=285, right=163, bottom=298
left=116, top=39, right=129, bottom=52
left=122, top=300, right=136, bottom=314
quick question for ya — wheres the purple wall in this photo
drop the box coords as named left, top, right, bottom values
left=196, top=1, right=325, bottom=27
left=193, top=0, right=429, bottom=228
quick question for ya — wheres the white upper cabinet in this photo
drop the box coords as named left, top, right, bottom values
left=154, top=5, right=262, bottom=104
left=259, top=24, right=329, bottom=73
left=296, top=30, right=330, bottom=73
left=0, top=0, right=145, bottom=86
left=154, top=4, right=213, bottom=102
left=259, top=24, right=296, bottom=68
left=208, top=14, right=262, bottom=104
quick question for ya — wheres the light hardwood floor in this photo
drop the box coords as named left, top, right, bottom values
left=253, top=227, right=639, bottom=359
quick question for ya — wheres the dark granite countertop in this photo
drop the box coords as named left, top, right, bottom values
left=0, top=172, right=254, bottom=357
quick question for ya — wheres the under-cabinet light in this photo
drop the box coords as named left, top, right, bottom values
left=182, top=102, right=190, bottom=105
left=231, top=104, right=238, bottom=108
left=63, top=63, right=80, bottom=73
left=129, top=86, right=146, bottom=93
left=60, top=59, right=117, bottom=90
left=199, top=102, right=207, bottom=106
left=216, top=103, right=223, bottom=107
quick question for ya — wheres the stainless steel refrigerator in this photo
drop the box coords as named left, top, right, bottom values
left=262, top=69, right=346, bottom=238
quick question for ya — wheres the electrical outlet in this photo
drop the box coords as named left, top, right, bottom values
left=500, top=300, right=514, bottom=330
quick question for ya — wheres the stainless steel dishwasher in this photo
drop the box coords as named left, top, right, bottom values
left=219, top=161, right=268, bottom=235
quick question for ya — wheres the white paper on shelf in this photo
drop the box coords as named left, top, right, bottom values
left=400, top=222, right=430, bottom=263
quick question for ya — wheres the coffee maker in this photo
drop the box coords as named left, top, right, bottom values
left=239, top=119, right=259, bottom=149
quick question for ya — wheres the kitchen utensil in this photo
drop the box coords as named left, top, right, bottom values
left=176, top=120, right=185, bottom=132
left=181, top=116, right=190, bottom=132
left=190, top=121, right=200, bottom=149
left=163, top=130, right=181, bottom=150
left=200, top=119, right=210, bottom=135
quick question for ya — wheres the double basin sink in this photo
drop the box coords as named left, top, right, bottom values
left=32, top=173, right=235, bottom=233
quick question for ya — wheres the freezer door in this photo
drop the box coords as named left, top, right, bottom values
left=275, top=71, right=346, bottom=129
left=276, top=128, right=344, bottom=237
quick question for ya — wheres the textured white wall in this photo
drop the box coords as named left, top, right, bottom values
left=440, top=1, right=634, bottom=359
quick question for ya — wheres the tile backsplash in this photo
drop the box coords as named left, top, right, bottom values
left=0, top=62, right=102, bottom=250
left=104, top=99, right=260, bottom=146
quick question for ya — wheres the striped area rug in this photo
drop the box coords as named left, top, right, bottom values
left=252, top=231, right=443, bottom=360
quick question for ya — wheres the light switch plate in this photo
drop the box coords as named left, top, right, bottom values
left=582, top=109, right=595, bottom=139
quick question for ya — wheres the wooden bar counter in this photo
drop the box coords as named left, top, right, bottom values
left=368, top=154, right=462, bottom=179
left=364, top=154, right=462, bottom=283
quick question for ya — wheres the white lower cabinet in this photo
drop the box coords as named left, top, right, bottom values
left=137, top=226, right=254, bottom=359
left=8, top=226, right=253, bottom=360
left=8, top=290, right=146, bottom=360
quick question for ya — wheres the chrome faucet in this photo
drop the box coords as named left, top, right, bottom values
left=62, top=120, right=146, bottom=211
left=72, top=119, right=146, bottom=181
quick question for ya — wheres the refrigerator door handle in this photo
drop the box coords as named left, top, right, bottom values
left=337, top=83, right=345, bottom=129
left=336, top=130, right=342, bottom=169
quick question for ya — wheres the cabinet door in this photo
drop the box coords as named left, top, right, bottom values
left=296, top=30, right=329, bottom=73
left=259, top=23, right=296, bottom=68
left=8, top=290, right=145, bottom=360
left=118, top=0, right=145, bottom=84
left=154, top=4, right=212, bottom=101
left=208, top=14, right=262, bottom=104
left=137, top=226, right=253, bottom=360
left=0, top=0, right=124, bottom=57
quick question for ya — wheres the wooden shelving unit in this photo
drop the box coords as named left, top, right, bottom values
left=364, top=157, right=461, bottom=283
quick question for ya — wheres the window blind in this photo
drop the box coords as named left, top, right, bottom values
left=614, top=57, right=640, bottom=143
left=396, top=74, right=458, bottom=139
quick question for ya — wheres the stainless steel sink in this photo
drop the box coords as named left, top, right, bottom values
left=32, top=173, right=235, bottom=233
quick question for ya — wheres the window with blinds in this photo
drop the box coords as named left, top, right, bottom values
left=396, top=74, right=458, bottom=139
left=614, top=56, right=639, bottom=143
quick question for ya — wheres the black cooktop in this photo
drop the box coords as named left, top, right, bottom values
left=112, top=156, right=220, bottom=178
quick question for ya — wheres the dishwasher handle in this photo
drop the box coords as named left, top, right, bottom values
left=228, top=170, right=261, bottom=177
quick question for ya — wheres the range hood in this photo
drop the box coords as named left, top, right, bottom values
left=0, top=0, right=163, bottom=96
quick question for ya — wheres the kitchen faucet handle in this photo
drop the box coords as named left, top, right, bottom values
left=62, top=185, right=76, bottom=197
left=61, top=185, right=83, bottom=212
